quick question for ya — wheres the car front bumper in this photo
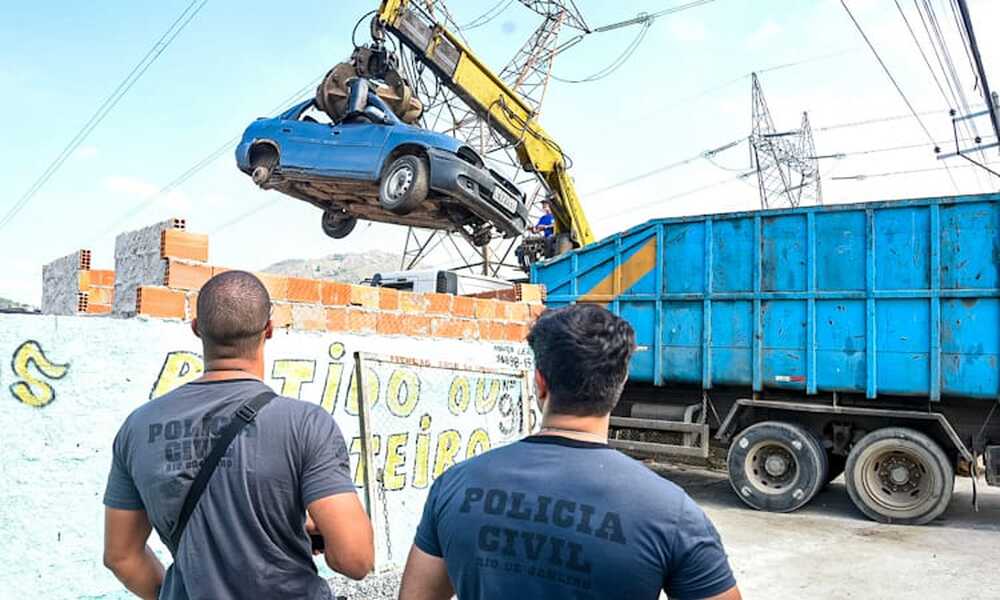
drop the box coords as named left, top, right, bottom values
left=426, top=148, right=529, bottom=237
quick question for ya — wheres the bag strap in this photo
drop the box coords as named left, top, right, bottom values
left=168, top=390, right=277, bottom=550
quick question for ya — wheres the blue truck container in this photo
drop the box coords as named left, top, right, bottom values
left=533, top=193, right=1000, bottom=525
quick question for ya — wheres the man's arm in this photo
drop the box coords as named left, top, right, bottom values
left=103, top=508, right=165, bottom=600
left=307, top=493, right=374, bottom=579
left=699, top=587, right=741, bottom=600
left=398, top=545, right=454, bottom=600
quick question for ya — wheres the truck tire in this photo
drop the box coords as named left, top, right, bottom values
left=321, top=209, right=357, bottom=239
left=844, top=427, right=954, bottom=525
left=379, top=154, right=428, bottom=215
left=727, top=421, right=828, bottom=513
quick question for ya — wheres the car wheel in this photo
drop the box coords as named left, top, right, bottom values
left=844, top=427, right=954, bottom=525
left=321, top=209, right=357, bottom=239
left=250, top=144, right=279, bottom=187
left=727, top=421, right=828, bottom=513
left=379, top=154, right=428, bottom=215
left=472, top=228, right=491, bottom=247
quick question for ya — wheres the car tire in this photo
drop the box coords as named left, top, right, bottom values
left=321, top=209, right=357, bottom=239
left=472, top=229, right=491, bottom=247
left=727, top=421, right=828, bottom=513
left=379, top=154, right=428, bottom=215
left=250, top=144, right=278, bottom=187
left=844, top=427, right=954, bottom=525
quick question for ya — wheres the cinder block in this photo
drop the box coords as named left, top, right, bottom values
left=256, top=273, right=289, bottom=301
left=321, top=281, right=351, bottom=306
left=399, top=291, right=428, bottom=314
left=292, top=303, right=326, bottom=331
left=287, top=277, right=322, bottom=304
left=347, top=308, right=377, bottom=334
left=432, top=318, right=479, bottom=340
left=165, top=260, right=212, bottom=291
left=506, top=302, right=530, bottom=322
left=349, top=285, right=379, bottom=308
left=424, top=293, right=453, bottom=315
left=136, top=286, right=186, bottom=319
left=85, top=303, right=112, bottom=315
left=271, top=302, right=293, bottom=328
left=326, top=307, right=349, bottom=331
left=452, top=296, right=476, bottom=318
left=379, top=288, right=400, bottom=311
left=161, top=229, right=208, bottom=262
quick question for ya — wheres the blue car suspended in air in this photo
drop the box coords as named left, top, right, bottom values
left=235, top=80, right=529, bottom=247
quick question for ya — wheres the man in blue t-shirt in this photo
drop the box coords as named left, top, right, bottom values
left=398, top=304, right=740, bottom=600
left=532, top=201, right=555, bottom=238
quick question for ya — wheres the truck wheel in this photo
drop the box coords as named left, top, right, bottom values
left=321, top=209, right=357, bottom=239
left=379, top=154, right=428, bottom=215
left=844, top=428, right=954, bottom=525
left=727, top=421, right=828, bottom=513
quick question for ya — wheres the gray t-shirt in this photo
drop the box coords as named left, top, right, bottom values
left=103, top=379, right=356, bottom=600
left=415, top=436, right=736, bottom=600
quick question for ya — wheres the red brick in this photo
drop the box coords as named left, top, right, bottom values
left=165, top=260, right=212, bottom=291
left=473, top=299, right=498, bottom=320
left=256, top=273, right=288, bottom=301
left=321, top=281, right=351, bottom=306
left=186, top=291, right=199, bottom=320
left=432, top=318, right=479, bottom=340
left=136, top=286, right=186, bottom=319
left=87, top=286, right=114, bottom=305
left=399, top=291, right=428, bottom=314
left=85, top=303, right=112, bottom=315
left=502, top=322, right=527, bottom=342
left=379, top=288, right=400, bottom=311
left=326, top=307, right=348, bottom=331
left=529, top=303, right=547, bottom=319
left=516, top=283, right=546, bottom=303
left=271, top=303, right=294, bottom=328
left=349, top=285, right=379, bottom=308
left=161, top=229, right=208, bottom=262
left=424, top=293, right=453, bottom=315
left=452, top=296, right=476, bottom=318
left=505, top=301, right=530, bottom=322
left=292, top=304, right=326, bottom=331
left=287, top=277, right=322, bottom=303
left=478, top=321, right=505, bottom=341
left=376, top=312, right=406, bottom=336
left=90, top=270, right=115, bottom=287
left=347, top=308, right=377, bottom=333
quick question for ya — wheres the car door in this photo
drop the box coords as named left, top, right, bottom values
left=278, top=120, right=339, bottom=175
left=326, top=121, right=392, bottom=179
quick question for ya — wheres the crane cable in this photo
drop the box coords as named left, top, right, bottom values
left=0, top=0, right=209, bottom=233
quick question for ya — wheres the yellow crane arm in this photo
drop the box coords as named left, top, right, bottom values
left=376, top=0, right=595, bottom=247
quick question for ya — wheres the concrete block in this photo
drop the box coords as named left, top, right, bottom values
left=113, top=219, right=181, bottom=316
left=42, top=250, right=85, bottom=315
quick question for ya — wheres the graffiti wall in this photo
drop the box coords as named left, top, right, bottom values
left=0, top=313, right=536, bottom=599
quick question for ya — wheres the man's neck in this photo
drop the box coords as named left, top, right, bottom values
left=197, top=357, right=263, bottom=382
left=538, top=413, right=610, bottom=443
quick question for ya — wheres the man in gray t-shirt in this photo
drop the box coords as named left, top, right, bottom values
left=102, top=271, right=374, bottom=599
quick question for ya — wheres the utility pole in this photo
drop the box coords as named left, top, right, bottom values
left=954, top=0, right=1000, bottom=149
left=749, top=73, right=823, bottom=209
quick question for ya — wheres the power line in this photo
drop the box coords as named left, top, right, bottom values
left=460, top=0, right=515, bottom=30
left=0, top=0, right=209, bottom=233
left=894, top=0, right=951, bottom=108
left=832, top=160, right=1000, bottom=181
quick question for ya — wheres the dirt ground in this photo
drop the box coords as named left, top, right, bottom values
left=648, top=461, right=1000, bottom=600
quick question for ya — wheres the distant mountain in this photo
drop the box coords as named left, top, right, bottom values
left=0, top=296, right=38, bottom=313
left=262, top=250, right=403, bottom=284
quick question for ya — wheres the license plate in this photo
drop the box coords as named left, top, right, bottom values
left=491, top=185, right=518, bottom=214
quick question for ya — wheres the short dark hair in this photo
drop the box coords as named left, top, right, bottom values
left=196, top=271, right=271, bottom=359
left=527, top=304, right=636, bottom=417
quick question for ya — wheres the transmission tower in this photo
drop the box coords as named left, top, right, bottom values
left=749, top=73, right=823, bottom=209
left=399, top=0, right=588, bottom=276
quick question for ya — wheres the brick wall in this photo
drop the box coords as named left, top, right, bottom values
left=44, top=219, right=546, bottom=343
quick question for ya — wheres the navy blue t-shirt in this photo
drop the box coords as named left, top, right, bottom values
left=415, top=436, right=736, bottom=600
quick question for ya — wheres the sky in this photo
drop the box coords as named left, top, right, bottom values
left=1, top=0, right=998, bottom=304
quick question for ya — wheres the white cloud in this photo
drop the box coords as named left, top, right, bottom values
left=747, top=20, right=782, bottom=49
left=104, top=175, right=192, bottom=213
left=668, top=18, right=706, bottom=43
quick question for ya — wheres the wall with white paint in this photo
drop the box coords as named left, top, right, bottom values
left=0, top=313, right=535, bottom=599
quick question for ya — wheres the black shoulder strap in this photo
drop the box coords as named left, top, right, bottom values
left=168, top=390, right=277, bottom=551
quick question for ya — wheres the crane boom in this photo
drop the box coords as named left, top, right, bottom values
left=376, top=0, right=595, bottom=248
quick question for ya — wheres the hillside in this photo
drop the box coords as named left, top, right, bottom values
left=262, top=250, right=403, bottom=284
left=0, top=296, right=38, bottom=312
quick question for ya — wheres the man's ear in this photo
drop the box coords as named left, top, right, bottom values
left=533, top=369, right=548, bottom=411
left=191, top=318, right=201, bottom=339
left=264, top=320, right=274, bottom=340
